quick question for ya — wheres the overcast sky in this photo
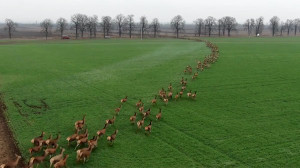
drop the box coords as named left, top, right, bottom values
left=0, top=0, right=299, bottom=24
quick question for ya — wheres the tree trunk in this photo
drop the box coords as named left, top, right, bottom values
left=75, top=27, right=78, bottom=39
left=176, top=29, right=179, bottom=38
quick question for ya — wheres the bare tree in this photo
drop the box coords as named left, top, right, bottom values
left=101, top=16, right=113, bottom=38
left=150, top=18, right=160, bottom=38
left=279, top=22, right=286, bottom=36
left=170, top=15, right=185, bottom=38
left=126, top=15, right=135, bottom=38
left=217, top=18, right=223, bottom=36
left=40, top=19, right=52, bottom=40
left=4, top=19, right=17, bottom=39
left=56, top=18, right=68, bottom=39
left=71, top=13, right=85, bottom=39
left=140, top=16, right=148, bottom=38
left=255, top=17, right=264, bottom=35
left=269, top=16, right=280, bottom=37
left=205, top=16, right=216, bottom=37
left=86, top=15, right=98, bottom=38
left=223, top=16, right=237, bottom=36
left=114, top=14, right=126, bottom=37
left=285, top=19, right=293, bottom=36
left=78, top=14, right=88, bottom=38
left=293, top=19, right=300, bottom=36
left=194, top=18, right=204, bottom=37
left=243, top=19, right=255, bottom=36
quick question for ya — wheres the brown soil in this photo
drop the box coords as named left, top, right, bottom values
left=0, top=94, right=24, bottom=167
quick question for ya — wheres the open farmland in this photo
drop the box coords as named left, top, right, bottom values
left=0, top=37, right=300, bottom=167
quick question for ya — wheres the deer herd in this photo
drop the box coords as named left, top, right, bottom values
left=0, top=40, right=219, bottom=168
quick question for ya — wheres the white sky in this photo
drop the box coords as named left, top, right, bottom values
left=0, top=0, right=299, bottom=24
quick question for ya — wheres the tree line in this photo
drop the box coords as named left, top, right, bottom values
left=2, top=14, right=300, bottom=39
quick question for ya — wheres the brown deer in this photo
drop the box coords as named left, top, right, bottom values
left=0, top=154, right=21, bottom=168
left=137, top=117, right=145, bottom=129
left=75, top=115, right=86, bottom=131
left=45, top=134, right=60, bottom=147
left=97, top=123, right=108, bottom=137
left=29, top=142, right=42, bottom=156
left=66, top=129, right=78, bottom=146
left=88, top=136, right=99, bottom=150
left=130, top=112, right=137, bottom=124
left=168, top=83, right=172, bottom=91
left=53, top=154, right=69, bottom=168
left=121, top=96, right=128, bottom=103
left=107, top=130, right=118, bottom=144
left=115, top=105, right=122, bottom=115
left=45, top=144, right=59, bottom=157
left=145, top=121, right=153, bottom=134
left=75, top=134, right=89, bottom=150
left=136, top=99, right=142, bottom=108
left=192, top=91, right=197, bottom=99
left=175, top=92, right=179, bottom=100
left=138, top=104, right=144, bottom=113
left=187, top=90, right=192, bottom=97
left=49, top=148, right=65, bottom=168
left=31, top=131, right=45, bottom=146
left=106, top=116, right=116, bottom=126
left=179, top=89, right=184, bottom=98
left=143, top=108, right=151, bottom=118
left=168, top=91, right=173, bottom=99
left=76, top=146, right=92, bottom=163
left=156, top=108, right=162, bottom=120
left=163, top=97, right=168, bottom=105
left=151, top=96, right=157, bottom=105
left=29, top=152, right=47, bottom=168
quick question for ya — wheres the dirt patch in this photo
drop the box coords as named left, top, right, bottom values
left=0, top=94, right=24, bottom=167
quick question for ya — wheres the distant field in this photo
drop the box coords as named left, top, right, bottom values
left=0, top=37, right=299, bottom=167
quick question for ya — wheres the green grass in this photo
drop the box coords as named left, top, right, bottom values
left=0, top=37, right=299, bottom=167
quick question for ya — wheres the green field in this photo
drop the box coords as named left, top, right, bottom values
left=0, top=37, right=300, bottom=167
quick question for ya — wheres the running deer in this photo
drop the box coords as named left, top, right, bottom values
left=76, top=146, right=92, bottom=163
left=175, top=92, right=179, bottom=100
left=192, top=91, right=197, bottom=99
left=97, top=123, right=108, bottom=137
left=187, top=90, right=192, bottom=97
left=151, top=96, right=157, bottom=105
left=107, top=130, right=118, bottom=144
left=106, top=116, right=116, bottom=126
left=115, top=105, right=122, bottom=115
left=156, top=108, right=162, bottom=120
left=130, top=112, right=137, bottom=124
left=29, top=142, right=42, bottom=156
left=31, top=131, right=45, bottom=146
left=88, top=136, right=99, bottom=150
left=53, top=154, right=69, bottom=168
left=75, top=115, right=86, bottom=131
left=45, top=144, right=59, bottom=157
left=66, top=129, right=79, bottom=146
left=136, top=99, right=142, bottom=108
left=145, top=121, right=153, bottom=134
left=46, top=134, right=60, bottom=147
left=29, top=152, right=47, bottom=168
left=137, top=117, right=145, bottom=129
left=121, top=96, right=128, bottom=103
left=75, top=134, right=89, bottom=150
left=0, top=154, right=21, bottom=168
left=168, top=83, right=172, bottom=91
left=49, top=148, right=65, bottom=168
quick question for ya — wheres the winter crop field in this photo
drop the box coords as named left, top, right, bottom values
left=0, top=37, right=299, bottom=167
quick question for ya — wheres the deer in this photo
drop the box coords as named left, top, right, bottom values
left=136, top=99, right=142, bottom=108
left=163, top=97, right=168, bottom=105
left=45, top=134, right=60, bottom=147
left=49, top=148, right=65, bottom=168
left=97, top=123, right=108, bottom=137
left=121, top=96, right=128, bottom=103
left=42, top=135, right=52, bottom=146
left=179, top=89, right=184, bottom=98
left=180, top=77, right=184, bottom=84
left=0, top=154, right=21, bottom=168
left=29, top=141, right=42, bottom=156
left=168, top=83, right=172, bottom=91
left=75, top=134, right=89, bottom=150
left=76, top=146, right=92, bottom=163
left=53, top=154, right=69, bottom=168
left=151, top=96, right=157, bottom=105
left=139, top=104, right=144, bottom=113
left=66, top=129, right=79, bottom=146
left=156, top=108, right=162, bottom=120
left=106, top=116, right=116, bottom=126
left=115, top=105, right=122, bottom=115
left=45, top=144, right=59, bottom=158
left=175, top=92, right=179, bottom=100
left=88, top=136, right=99, bottom=150
left=145, top=121, right=153, bottom=134
left=130, top=112, right=137, bottom=124
left=192, top=91, right=197, bottom=99
left=137, top=117, right=145, bottom=129
left=187, top=90, right=192, bottom=97
left=143, top=108, right=151, bottom=118
left=75, top=115, right=86, bottom=131
left=168, top=91, right=173, bottom=99
left=29, top=152, right=47, bottom=168
left=107, top=130, right=118, bottom=144
left=31, top=131, right=45, bottom=146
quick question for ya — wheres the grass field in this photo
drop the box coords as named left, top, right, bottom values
left=0, top=37, right=300, bottom=167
